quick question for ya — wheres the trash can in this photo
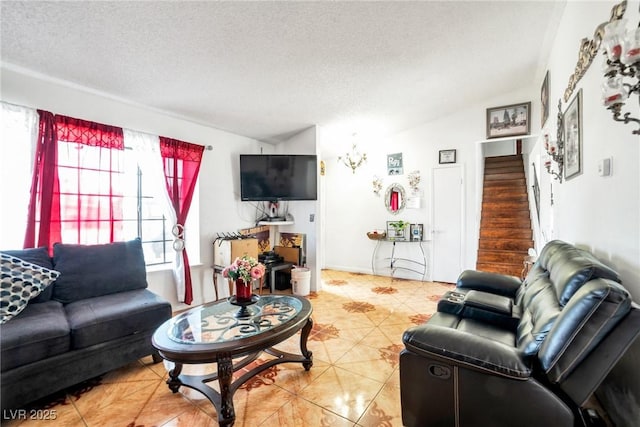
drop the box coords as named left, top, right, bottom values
left=291, top=267, right=311, bottom=296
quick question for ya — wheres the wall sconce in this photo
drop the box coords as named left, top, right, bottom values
left=544, top=101, right=564, bottom=183
left=372, top=175, right=383, bottom=195
left=601, top=14, right=640, bottom=135
left=408, top=170, right=421, bottom=194
left=338, top=142, right=367, bottom=174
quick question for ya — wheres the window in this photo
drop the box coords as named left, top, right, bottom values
left=54, top=141, right=173, bottom=265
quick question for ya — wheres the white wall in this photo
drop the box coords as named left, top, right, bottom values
left=0, top=68, right=266, bottom=311
left=275, top=126, right=321, bottom=291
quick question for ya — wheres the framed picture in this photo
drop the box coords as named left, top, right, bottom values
left=387, top=153, right=404, bottom=175
left=410, top=224, right=424, bottom=241
left=564, top=89, right=582, bottom=180
left=541, top=71, right=550, bottom=128
left=486, top=101, right=531, bottom=139
left=439, top=149, right=456, bottom=164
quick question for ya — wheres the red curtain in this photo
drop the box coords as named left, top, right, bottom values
left=159, top=137, right=204, bottom=304
left=24, top=110, right=60, bottom=250
left=24, top=112, right=124, bottom=251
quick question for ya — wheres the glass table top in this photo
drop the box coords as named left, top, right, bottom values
left=167, top=295, right=304, bottom=345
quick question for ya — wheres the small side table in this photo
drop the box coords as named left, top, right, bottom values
left=212, top=266, right=233, bottom=301
left=262, top=262, right=294, bottom=294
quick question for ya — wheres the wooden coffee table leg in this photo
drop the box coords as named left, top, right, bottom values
left=217, top=353, right=236, bottom=426
left=167, top=363, right=183, bottom=393
left=300, top=317, right=314, bottom=371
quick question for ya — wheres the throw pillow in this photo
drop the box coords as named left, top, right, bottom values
left=52, top=238, right=147, bottom=304
left=0, top=253, right=61, bottom=323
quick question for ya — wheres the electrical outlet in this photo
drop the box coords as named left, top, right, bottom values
left=309, top=214, right=315, bottom=222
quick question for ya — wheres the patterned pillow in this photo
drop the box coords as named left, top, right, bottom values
left=0, top=253, right=60, bottom=324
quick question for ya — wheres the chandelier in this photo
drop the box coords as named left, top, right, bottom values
left=338, top=143, right=367, bottom=174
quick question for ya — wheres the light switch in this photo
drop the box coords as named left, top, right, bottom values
left=598, top=158, right=612, bottom=177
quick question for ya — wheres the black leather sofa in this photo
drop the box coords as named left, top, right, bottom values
left=0, top=239, right=172, bottom=410
left=400, top=240, right=640, bottom=427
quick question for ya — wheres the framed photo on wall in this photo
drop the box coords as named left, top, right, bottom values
left=541, top=71, right=550, bottom=128
left=387, top=153, right=404, bottom=175
left=439, top=149, right=456, bottom=164
left=486, top=102, right=531, bottom=139
left=564, top=89, right=582, bottom=180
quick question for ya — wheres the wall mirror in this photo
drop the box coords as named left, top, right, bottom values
left=385, top=183, right=406, bottom=214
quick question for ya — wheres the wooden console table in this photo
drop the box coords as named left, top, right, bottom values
left=371, top=239, right=427, bottom=280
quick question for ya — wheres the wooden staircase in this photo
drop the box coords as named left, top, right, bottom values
left=476, top=155, right=533, bottom=277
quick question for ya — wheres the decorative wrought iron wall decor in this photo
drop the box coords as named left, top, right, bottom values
left=563, top=0, right=627, bottom=103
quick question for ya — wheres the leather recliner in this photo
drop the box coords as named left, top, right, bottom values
left=400, top=241, right=640, bottom=427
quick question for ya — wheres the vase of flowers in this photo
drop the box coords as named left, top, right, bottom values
left=222, top=255, right=266, bottom=303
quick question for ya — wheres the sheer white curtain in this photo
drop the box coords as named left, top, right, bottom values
left=0, top=103, right=39, bottom=249
left=124, top=129, right=186, bottom=302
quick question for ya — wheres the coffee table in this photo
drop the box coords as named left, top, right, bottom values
left=151, top=295, right=313, bottom=426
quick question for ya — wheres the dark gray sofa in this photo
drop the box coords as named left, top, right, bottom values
left=0, top=239, right=172, bottom=410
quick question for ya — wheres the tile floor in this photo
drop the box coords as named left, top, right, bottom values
left=6, top=270, right=454, bottom=427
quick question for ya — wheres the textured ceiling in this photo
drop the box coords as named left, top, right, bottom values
left=0, top=1, right=564, bottom=145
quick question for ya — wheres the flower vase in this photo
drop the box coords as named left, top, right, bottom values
left=235, top=279, right=252, bottom=302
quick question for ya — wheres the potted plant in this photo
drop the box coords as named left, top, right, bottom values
left=388, top=220, right=409, bottom=240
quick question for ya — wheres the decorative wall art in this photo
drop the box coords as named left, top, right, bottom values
left=438, top=149, right=456, bottom=164
left=541, top=71, right=550, bottom=128
left=387, top=153, right=404, bottom=175
left=410, top=224, right=424, bottom=241
left=564, top=89, right=583, bottom=180
left=486, top=102, right=531, bottom=139
left=372, top=175, right=383, bottom=196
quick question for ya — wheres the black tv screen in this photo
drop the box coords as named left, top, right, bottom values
left=240, top=154, right=318, bottom=201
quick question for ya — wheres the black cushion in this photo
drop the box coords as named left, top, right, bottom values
left=1, top=247, right=54, bottom=302
left=64, top=289, right=172, bottom=350
left=52, top=239, right=148, bottom=303
left=0, top=300, right=70, bottom=371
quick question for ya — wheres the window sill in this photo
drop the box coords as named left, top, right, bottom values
left=146, top=262, right=203, bottom=274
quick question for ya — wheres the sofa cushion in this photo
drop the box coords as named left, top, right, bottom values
left=64, top=289, right=172, bottom=350
left=52, top=239, right=148, bottom=304
left=546, top=245, right=620, bottom=306
left=539, top=279, right=631, bottom=383
left=0, top=300, right=70, bottom=371
left=0, top=253, right=60, bottom=323
left=1, top=247, right=54, bottom=302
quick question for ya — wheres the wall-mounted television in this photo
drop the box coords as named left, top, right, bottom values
left=240, top=154, right=318, bottom=202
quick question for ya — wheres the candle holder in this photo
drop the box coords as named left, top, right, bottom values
left=601, top=13, right=640, bottom=136
left=543, top=100, right=565, bottom=183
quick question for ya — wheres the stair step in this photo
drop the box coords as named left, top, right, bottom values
left=477, top=250, right=529, bottom=264
left=479, top=210, right=530, bottom=218
left=482, top=201, right=531, bottom=211
left=485, top=155, right=522, bottom=164
left=484, top=179, right=526, bottom=188
left=484, top=172, right=525, bottom=181
left=484, top=165, right=525, bottom=174
left=480, top=228, right=532, bottom=239
left=481, top=216, right=531, bottom=227
left=483, top=192, right=528, bottom=202
left=476, top=262, right=523, bottom=277
left=483, top=189, right=527, bottom=198
left=479, top=238, right=533, bottom=251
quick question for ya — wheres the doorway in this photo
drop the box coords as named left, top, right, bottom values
left=431, top=165, right=464, bottom=283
